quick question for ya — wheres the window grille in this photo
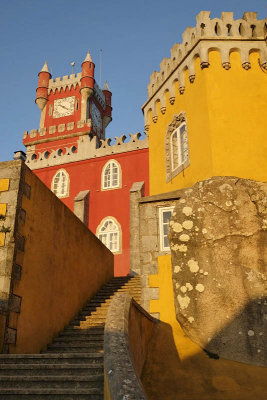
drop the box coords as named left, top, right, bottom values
left=97, top=218, right=121, bottom=253
left=102, top=160, right=121, bottom=190
left=51, top=169, right=69, bottom=198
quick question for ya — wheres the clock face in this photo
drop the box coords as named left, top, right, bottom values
left=90, top=102, right=102, bottom=130
left=53, top=96, right=75, bottom=118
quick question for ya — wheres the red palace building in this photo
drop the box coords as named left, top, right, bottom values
left=21, top=51, right=149, bottom=276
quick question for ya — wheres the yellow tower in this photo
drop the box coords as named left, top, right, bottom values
left=142, top=11, right=267, bottom=196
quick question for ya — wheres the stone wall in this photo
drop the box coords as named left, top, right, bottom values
left=130, top=184, right=181, bottom=315
left=0, top=160, right=114, bottom=353
left=104, top=292, right=155, bottom=400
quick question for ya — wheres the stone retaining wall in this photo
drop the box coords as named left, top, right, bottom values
left=104, top=293, right=155, bottom=400
left=0, top=160, right=114, bottom=353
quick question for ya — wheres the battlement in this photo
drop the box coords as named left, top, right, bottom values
left=48, top=73, right=82, bottom=94
left=23, top=120, right=92, bottom=145
left=145, top=11, right=267, bottom=102
left=142, top=11, right=267, bottom=128
left=24, top=133, right=148, bottom=170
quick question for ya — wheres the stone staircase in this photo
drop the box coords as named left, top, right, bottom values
left=0, top=276, right=141, bottom=399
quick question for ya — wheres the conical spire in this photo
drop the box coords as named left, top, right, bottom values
left=103, top=80, right=111, bottom=91
left=84, top=50, right=93, bottom=63
left=41, top=61, right=50, bottom=73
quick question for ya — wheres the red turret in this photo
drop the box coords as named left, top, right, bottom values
left=103, top=81, right=112, bottom=128
left=35, top=62, right=51, bottom=111
left=80, top=51, right=95, bottom=100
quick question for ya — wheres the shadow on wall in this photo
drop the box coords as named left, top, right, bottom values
left=203, top=297, right=266, bottom=366
left=141, top=298, right=266, bottom=400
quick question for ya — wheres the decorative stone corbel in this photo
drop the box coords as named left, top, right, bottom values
left=144, top=125, right=150, bottom=133
left=179, top=86, right=185, bottom=94
left=169, top=97, right=175, bottom=105
left=161, top=107, right=166, bottom=114
left=242, top=62, right=251, bottom=70
left=189, top=75, right=195, bottom=83
left=222, top=62, right=231, bottom=70
left=200, top=61, right=210, bottom=69
left=152, top=116, right=158, bottom=123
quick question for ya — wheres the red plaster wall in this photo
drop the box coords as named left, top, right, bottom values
left=33, top=148, right=149, bottom=276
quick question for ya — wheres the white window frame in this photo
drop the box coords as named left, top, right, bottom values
left=51, top=169, right=70, bottom=198
left=170, top=122, right=187, bottom=171
left=96, top=216, right=122, bottom=254
left=101, top=159, right=121, bottom=190
left=159, top=206, right=175, bottom=252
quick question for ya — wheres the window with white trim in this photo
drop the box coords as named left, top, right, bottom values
left=101, top=160, right=121, bottom=190
left=165, top=113, right=190, bottom=182
left=159, top=206, right=175, bottom=251
left=51, top=169, right=69, bottom=198
left=97, top=217, right=121, bottom=253
left=171, top=123, right=188, bottom=171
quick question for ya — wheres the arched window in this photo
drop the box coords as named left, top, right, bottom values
left=101, top=160, right=121, bottom=190
left=170, top=122, right=187, bottom=170
left=165, top=113, right=190, bottom=182
left=96, top=217, right=121, bottom=253
left=51, top=169, right=69, bottom=198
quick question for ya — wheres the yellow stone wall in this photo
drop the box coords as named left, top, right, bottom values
left=146, top=50, right=267, bottom=368
left=148, top=51, right=267, bottom=196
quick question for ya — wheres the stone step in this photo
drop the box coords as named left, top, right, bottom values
left=0, top=363, right=103, bottom=376
left=0, top=374, right=103, bottom=389
left=70, top=318, right=106, bottom=324
left=0, top=354, right=103, bottom=365
left=70, top=319, right=106, bottom=325
left=60, top=328, right=104, bottom=336
left=97, top=288, right=141, bottom=294
left=78, top=309, right=108, bottom=315
left=47, top=342, right=103, bottom=350
left=54, top=336, right=104, bottom=343
left=45, top=348, right=104, bottom=354
left=0, top=388, right=103, bottom=398
left=86, top=301, right=112, bottom=307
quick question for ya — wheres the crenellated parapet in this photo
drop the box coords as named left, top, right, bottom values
left=142, top=11, right=267, bottom=129
left=48, top=73, right=82, bottom=94
left=24, top=133, right=148, bottom=170
left=23, top=120, right=92, bottom=146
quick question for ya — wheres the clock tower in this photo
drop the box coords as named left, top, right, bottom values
left=23, top=51, right=112, bottom=158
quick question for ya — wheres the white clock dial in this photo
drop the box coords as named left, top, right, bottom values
left=53, top=96, right=75, bottom=118
left=90, top=102, right=102, bottom=130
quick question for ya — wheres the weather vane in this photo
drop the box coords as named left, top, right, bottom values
left=71, top=61, right=75, bottom=74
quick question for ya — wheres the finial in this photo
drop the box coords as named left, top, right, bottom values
left=84, top=50, right=93, bottom=62
left=71, top=61, right=75, bottom=74
left=41, top=61, right=50, bottom=73
left=103, top=80, right=110, bottom=91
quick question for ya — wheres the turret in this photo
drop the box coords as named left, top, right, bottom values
left=35, top=62, right=51, bottom=111
left=103, top=80, right=112, bottom=129
left=80, top=51, right=95, bottom=101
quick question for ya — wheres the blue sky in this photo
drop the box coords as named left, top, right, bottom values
left=0, top=0, right=266, bottom=161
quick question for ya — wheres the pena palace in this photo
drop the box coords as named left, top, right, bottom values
left=21, top=51, right=149, bottom=277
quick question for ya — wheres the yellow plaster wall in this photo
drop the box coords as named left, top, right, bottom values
left=8, top=166, right=114, bottom=353
left=0, top=179, right=9, bottom=247
left=148, top=50, right=267, bottom=196
left=0, top=179, right=9, bottom=192
left=145, top=255, right=266, bottom=399
left=149, top=255, right=200, bottom=360
left=148, top=61, right=213, bottom=196
left=206, top=51, right=267, bottom=181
